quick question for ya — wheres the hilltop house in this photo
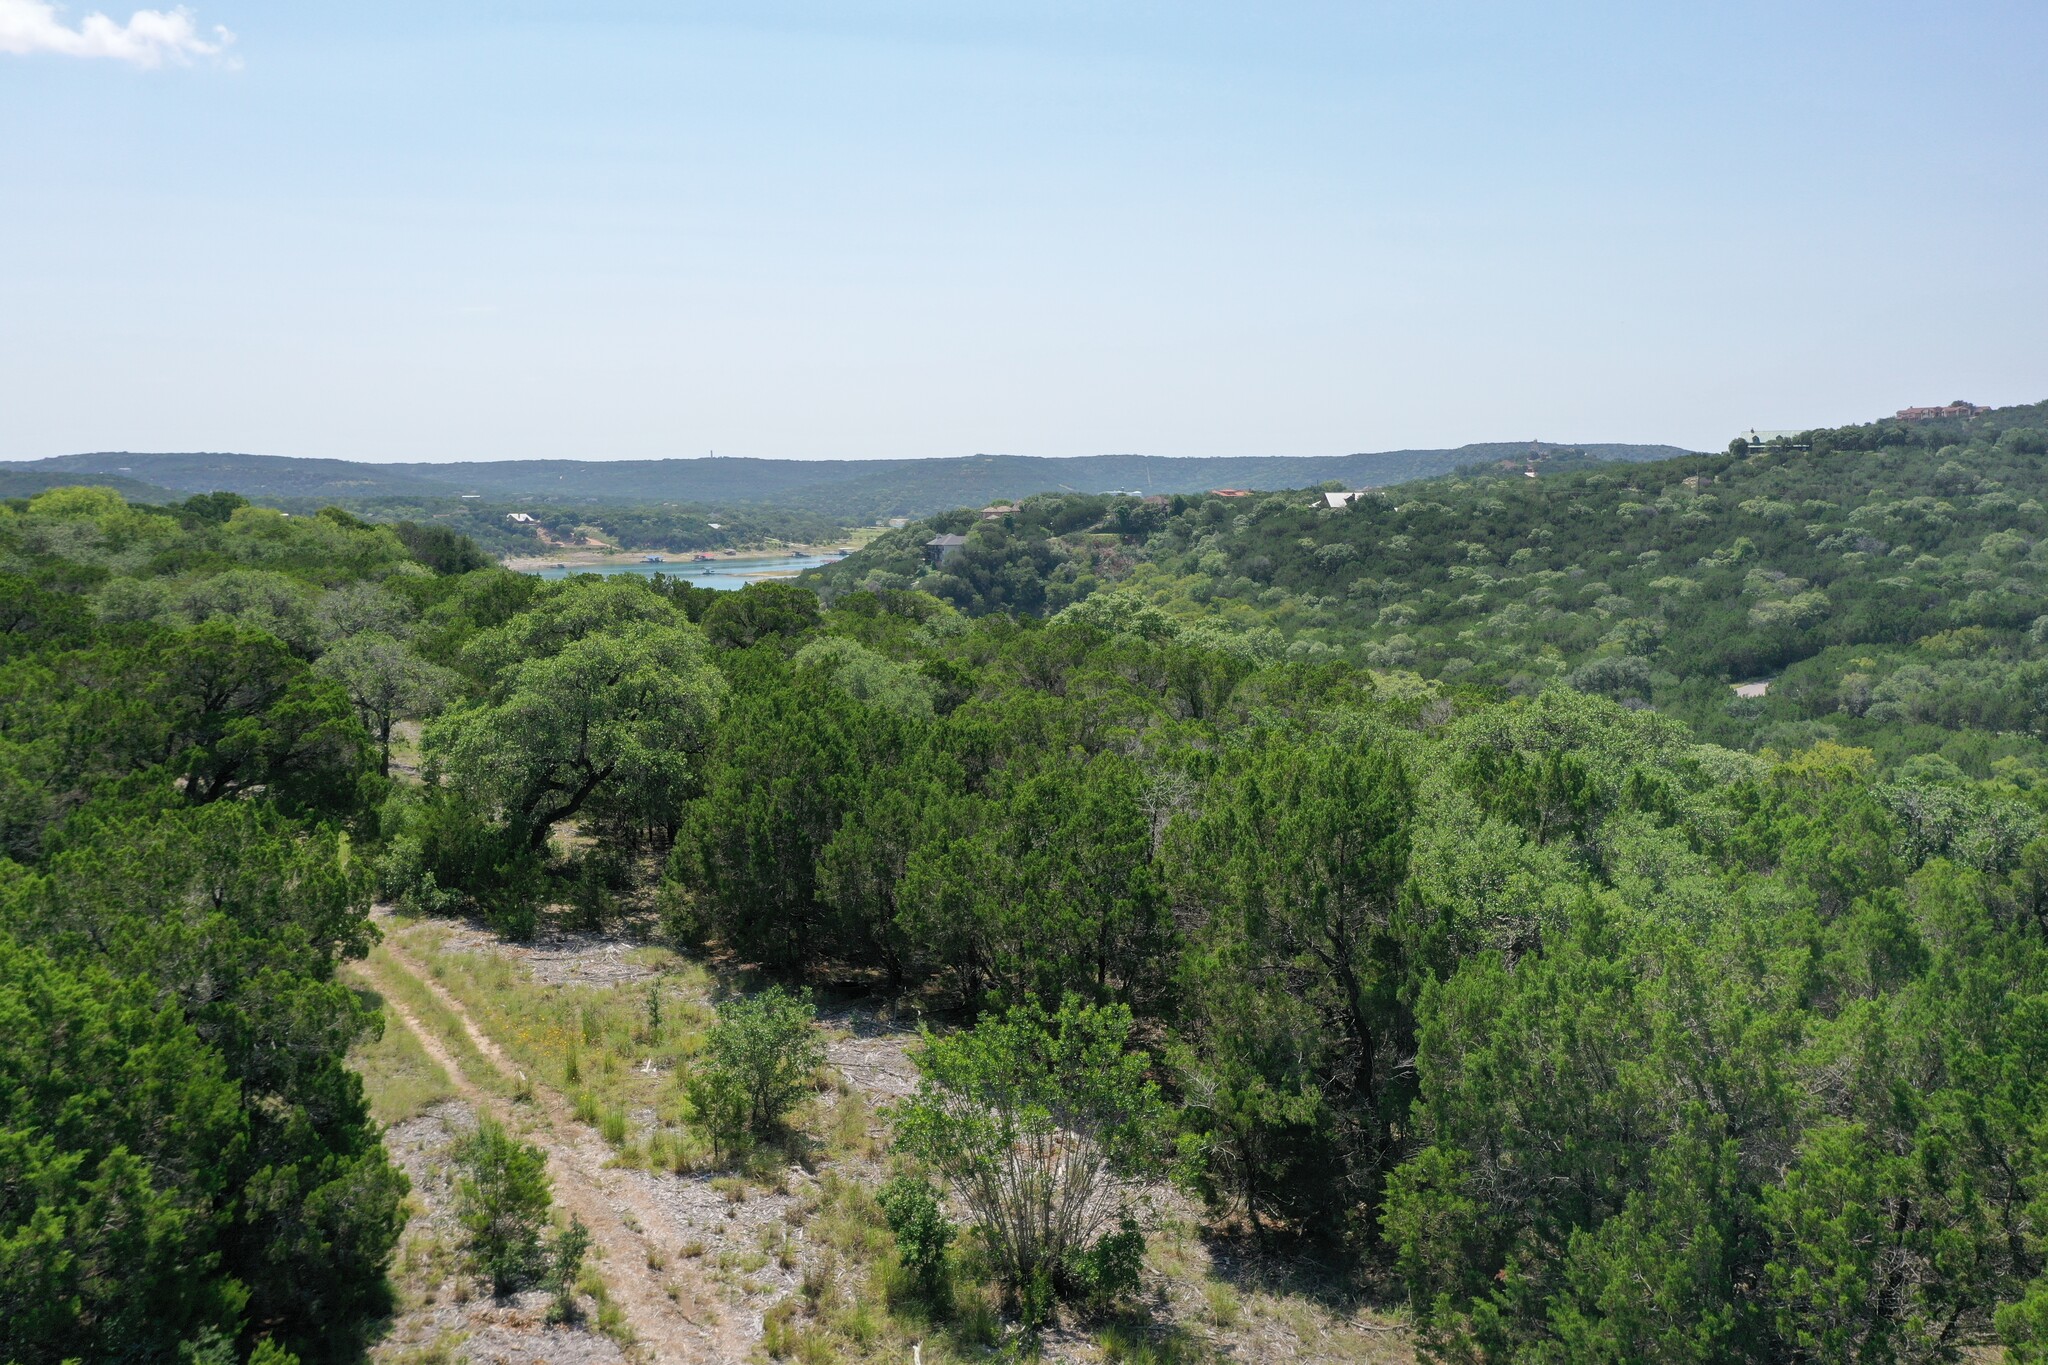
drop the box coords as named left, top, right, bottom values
left=1897, top=401, right=1989, bottom=421
left=923, top=533, right=968, bottom=567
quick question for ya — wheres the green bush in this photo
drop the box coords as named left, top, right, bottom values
left=687, top=986, right=824, bottom=1160
left=452, top=1120, right=552, bottom=1294
left=877, top=1174, right=954, bottom=1306
left=542, top=1217, right=591, bottom=1324
left=684, top=1063, right=753, bottom=1165
left=894, top=996, right=1166, bottom=1306
left=377, top=786, right=545, bottom=938
left=1019, top=1266, right=1057, bottom=1331
left=1071, top=1217, right=1145, bottom=1313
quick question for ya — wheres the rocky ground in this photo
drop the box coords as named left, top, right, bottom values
left=360, top=915, right=1414, bottom=1364
left=371, top=1101, right=629, bottom=1365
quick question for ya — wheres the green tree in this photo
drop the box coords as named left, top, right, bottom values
left=687, top=986, right=824, bottom=1154
left=1164, top=741, right=1416, bottom=1235
left=918, top=754, right=1170, bottom=1008
left=671, top=663, right=908, bottom=973
left=392, top=521, right=491, bottom=575
left=315, top=632, right=458, bottom=775
left=700, top=580, right=821, bottom=650
left=453, top=1119, right=553, bottom=1295
left=3, top=801, right=406, bottom=1354
left=893, top=996, right=1167, bottom=1303
left=428, top=617, right=723, bottom=850
left=149, top=622, right=377, bottom=819
left=816, top=757, right=956, bottom=988
left=0, top=934, right=247, bottom=1365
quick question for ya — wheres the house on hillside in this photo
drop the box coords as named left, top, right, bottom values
left=923, top=533, right=968, bottom=567
left=504, top=512, right=537, bottom=524
left=1210, top=488, right=1253, bottom=498
left=980, top=503, right=1019, bottom=520
left=1897, top=401, right=1989, bottom=421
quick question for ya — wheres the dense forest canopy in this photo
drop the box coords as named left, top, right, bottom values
left=812, top=399, right=2048, bottom=773
left=4, top=400, right=2048, bottom=1362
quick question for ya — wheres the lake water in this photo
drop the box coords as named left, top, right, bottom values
left=525, top=553, right=837, bottom=589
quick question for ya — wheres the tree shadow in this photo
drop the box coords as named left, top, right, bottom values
left=1083, top=1312, right=1212, bottom=1364
left=1197, top=1223, right=1405, bottom=1318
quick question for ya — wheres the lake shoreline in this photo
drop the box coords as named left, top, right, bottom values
left=517, top=550, right=844, bottom=589
left=500, top=543, right=853, bottom=573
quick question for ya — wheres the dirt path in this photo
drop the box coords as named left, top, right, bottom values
left=368, top=926, right=750, bottom=1364
left=372, top=914, right=1416, bottom=1363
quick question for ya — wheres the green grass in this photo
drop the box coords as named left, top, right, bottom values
left=385, top=921, right=716, bottom=1164
left=346, top=980, right=457, bottom=1125
left=574, top=1264, right=636, bottom=1348
left=358, top=945, right=518, bottom=1099
left=1097, top=1322, right=1211, bottom=1364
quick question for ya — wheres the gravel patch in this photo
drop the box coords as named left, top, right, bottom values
left=819, top=1005, right=921, bottom=1102
left=437, top=923, right=661, bottom=987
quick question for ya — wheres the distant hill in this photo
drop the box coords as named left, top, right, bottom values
left=0, top=468, right=183, bottom=503
left=808, top=397, right=2048, bottom=762
left=4, top=442, right=1692, bottom=523
left=10, top=452, right=463, bottom=501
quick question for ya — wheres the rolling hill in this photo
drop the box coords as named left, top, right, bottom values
left=5, top=441, right=1691, bottom=522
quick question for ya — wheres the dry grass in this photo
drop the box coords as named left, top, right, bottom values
left=386, top=919, right=716, bottom=1164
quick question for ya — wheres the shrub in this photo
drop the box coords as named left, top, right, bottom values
left=1019, top=1266, right=1057, bottom=1330
left=542, top=1217, right=591, bottom=1324
left=1071, top=1217, right=1145, bottom=1313
left=377, top=787, right=545, bottom=938
left=894, top=995, right=1167, bottom=1308
left=453, top=1120, right=552, bottom=1293
left=688, top=986, right=823, bottom=1159
left=877, top=1174, right=954, bottom=1306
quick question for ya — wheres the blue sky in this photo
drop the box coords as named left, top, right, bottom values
left=3, top=1, right=2044, bottom=461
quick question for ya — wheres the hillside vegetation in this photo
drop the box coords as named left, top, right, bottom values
left=4, top=403, right=2048, bottom=1364
left=813, top=399, right=2048, bottom=771
left=264, top=494, right=846, bottom=559
left=6, top=440, right=1687, bottom=524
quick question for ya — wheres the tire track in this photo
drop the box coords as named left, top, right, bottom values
left=365, top=927, right=747, bottom=1363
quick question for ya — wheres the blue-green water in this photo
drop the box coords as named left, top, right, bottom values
left=525, top=553, right=836, bottom=588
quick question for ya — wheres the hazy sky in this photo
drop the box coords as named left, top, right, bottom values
left=3, top=1, right=2044, bottom=462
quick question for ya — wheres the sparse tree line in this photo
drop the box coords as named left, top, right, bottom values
left=5, top=440, right=2048, bottom=1363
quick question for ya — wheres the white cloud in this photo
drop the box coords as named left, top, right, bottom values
left=0, top=0, right=235, bottom=67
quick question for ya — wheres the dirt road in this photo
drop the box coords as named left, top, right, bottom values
left=367, top=924, right=751, bottom=1363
